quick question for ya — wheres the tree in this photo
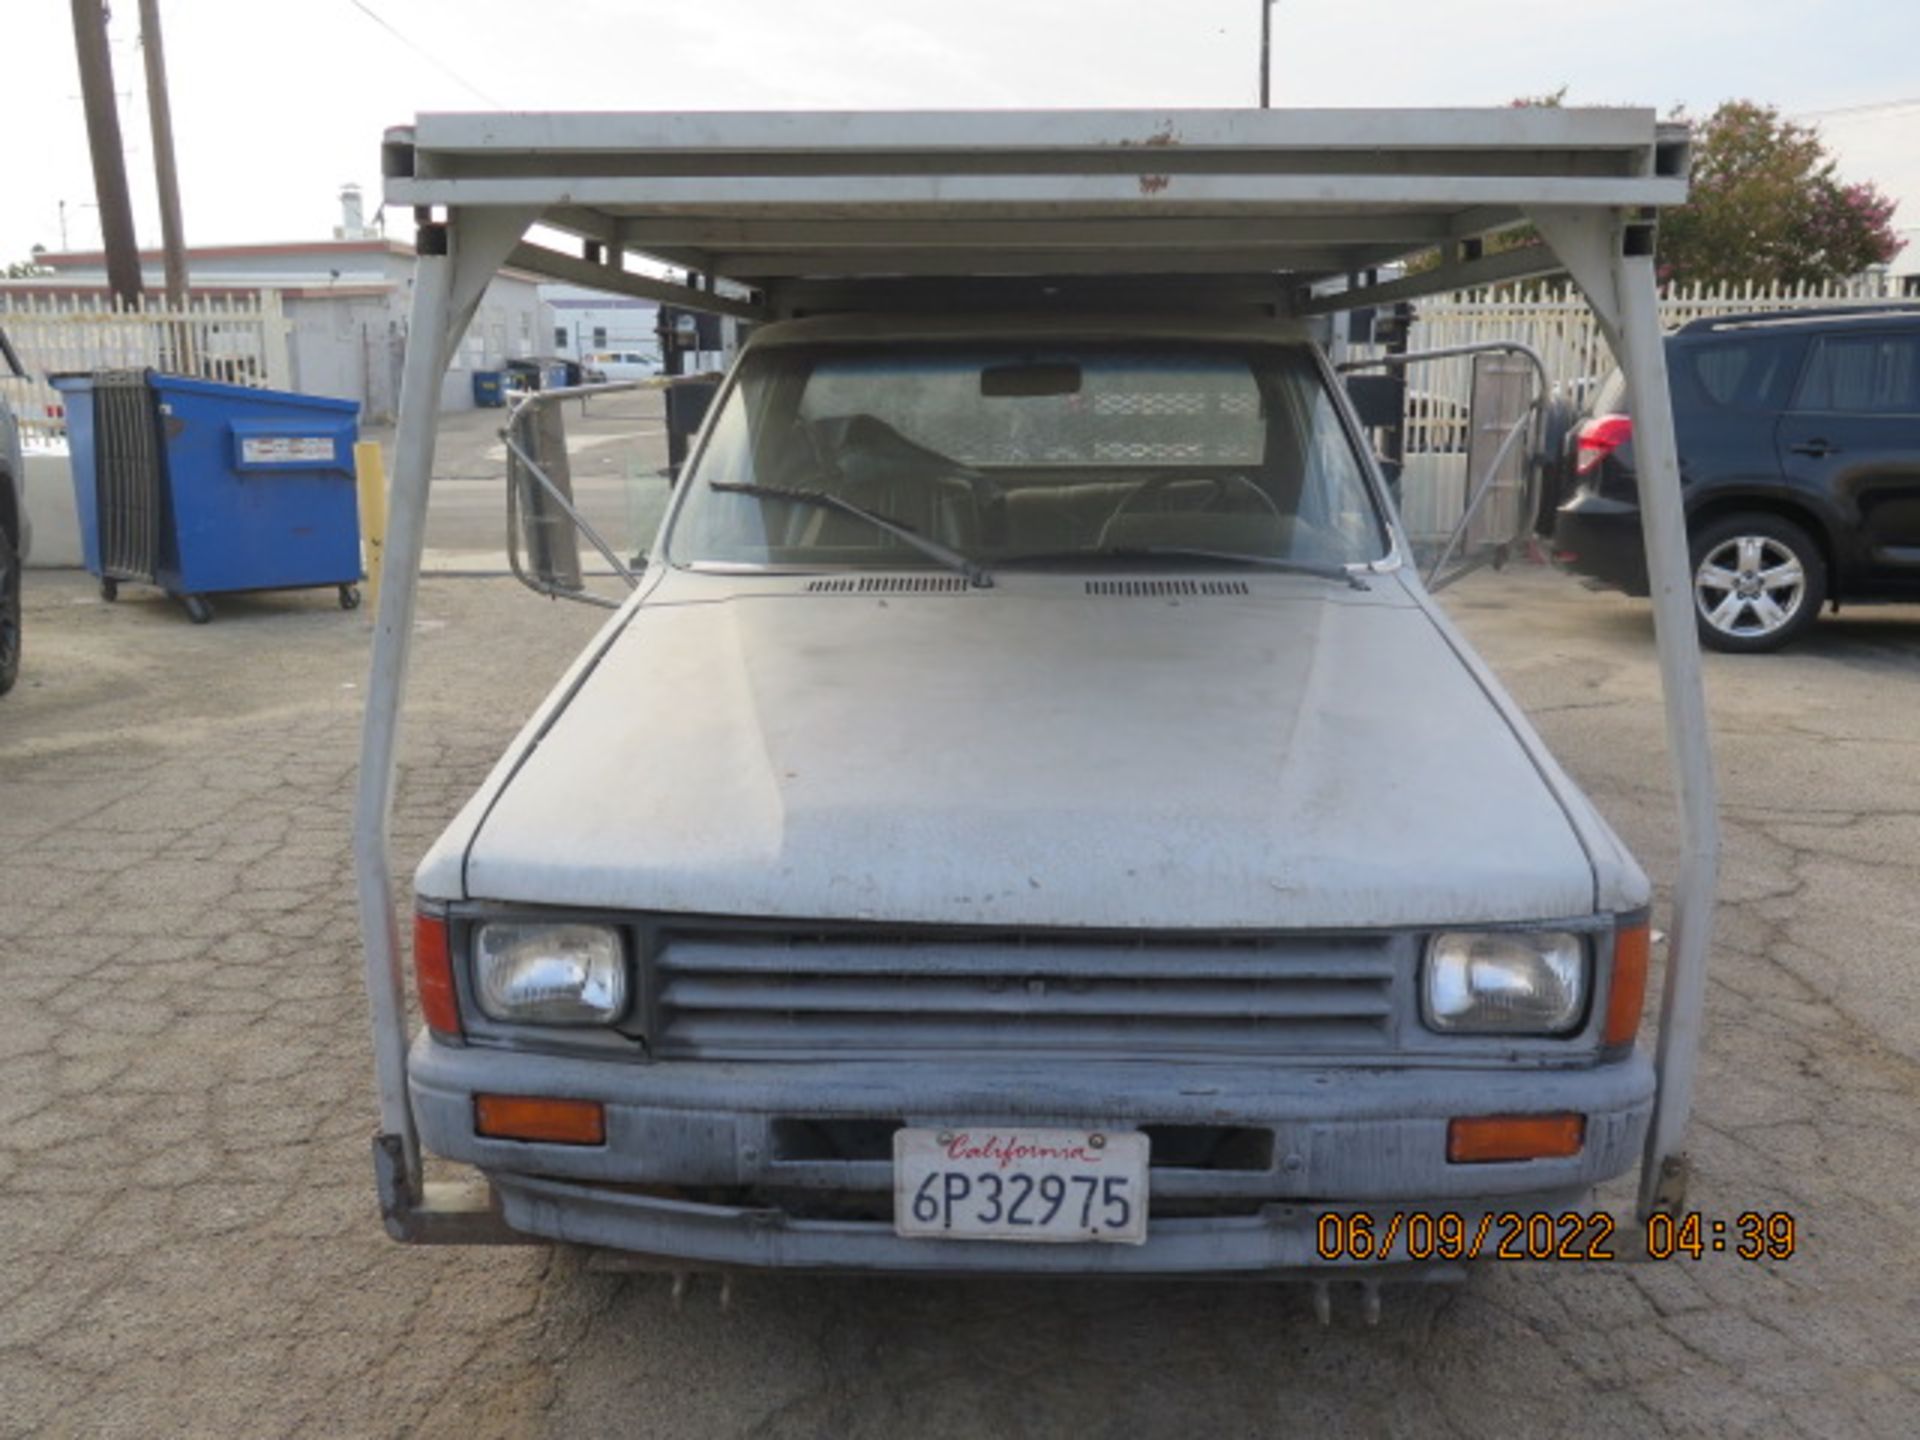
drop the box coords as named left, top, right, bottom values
left=1510, top=87, right=1567, bottom=111
left=1659, top=101, right=1905, bottom=286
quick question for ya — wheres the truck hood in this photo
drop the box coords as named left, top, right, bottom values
left=456, top=578, right=1599, bottom=928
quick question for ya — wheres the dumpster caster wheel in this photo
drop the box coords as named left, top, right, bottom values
left=182, top=595, right=213, bottom=625
left=339, top=584, right=361, bottom=611
left=100, top=578, right=118, bottom=602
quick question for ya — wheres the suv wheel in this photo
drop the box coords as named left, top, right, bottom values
left=1689, top=513, right=1825, bottom=654
left=0, top=524, right=20, bottom=696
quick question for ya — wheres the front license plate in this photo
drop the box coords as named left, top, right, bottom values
left=892, top=1127, right=1149, bottom=1244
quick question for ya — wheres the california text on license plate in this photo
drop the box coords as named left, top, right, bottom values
left=892, top=1127, right=1149, bottom=1244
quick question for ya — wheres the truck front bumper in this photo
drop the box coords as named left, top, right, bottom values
left=407, top=1034, right=1653, bottom=1275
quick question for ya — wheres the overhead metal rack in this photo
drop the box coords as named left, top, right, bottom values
left=380, top=108, right=1691, bottom=313
left=359, top=108, right=1717, bottom=1232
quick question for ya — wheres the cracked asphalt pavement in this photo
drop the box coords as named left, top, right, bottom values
left=2, top=558, right=1917, bottom=1437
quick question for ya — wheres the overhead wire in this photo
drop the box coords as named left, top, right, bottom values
left=343, top=0, right=506, bottom=107
left=1792, top=96, right=1920, bottom=120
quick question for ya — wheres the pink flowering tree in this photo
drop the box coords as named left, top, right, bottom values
left=1659, top=101, right=1906, bottom=286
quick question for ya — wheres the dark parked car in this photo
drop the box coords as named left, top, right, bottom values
left=1548, top=305, right=1920, bottom=651
left=1, top=324, right=28, bottom=696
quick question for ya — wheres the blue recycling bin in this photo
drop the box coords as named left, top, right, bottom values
left=53, top=370, right=363, bottom=623
left=472, top=370, right=507, bottom=407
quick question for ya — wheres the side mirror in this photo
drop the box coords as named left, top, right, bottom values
left=1458, top=352, right=1533, bottom=554
left=1427, top=353, right=1540, bottom=591
left=506, top=399, right=586, bottom=596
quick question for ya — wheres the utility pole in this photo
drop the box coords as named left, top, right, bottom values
left=139, top=0, right=189, bottom=308
left=1259, top=0, right=1275, bottom=109
left=69, top=0, right=144, bottom=307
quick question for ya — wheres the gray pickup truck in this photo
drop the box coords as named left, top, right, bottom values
left=356, top=107, right=1719, bottom=1295
left=406, top=311, right=1657, bottom=1272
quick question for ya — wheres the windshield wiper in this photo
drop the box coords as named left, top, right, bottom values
left=997, top=546, right=1369, bottom=590
left=708, top=481, right=993, bottom=588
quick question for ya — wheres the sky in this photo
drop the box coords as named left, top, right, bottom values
left=7, top=0, right=1918, bottom=269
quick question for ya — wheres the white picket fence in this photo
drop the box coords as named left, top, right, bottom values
left=1380, top=273, right=1909, bottom=540
left=0, top=290, right=292, bottom=443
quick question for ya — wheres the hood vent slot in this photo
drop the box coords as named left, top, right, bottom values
left=1085, top=579, right=1251, bottom=597
left=807, top=575, right=969, bottom=595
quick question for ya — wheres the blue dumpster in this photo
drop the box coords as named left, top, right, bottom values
left=472, top=370, right=507, bottom=407
left=52, top=370, right=362, bottom=623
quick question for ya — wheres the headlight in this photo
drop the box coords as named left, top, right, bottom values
left=1423, top=931, right=1586, bottom=1035
left=474, top=922, right=627, bottom=1024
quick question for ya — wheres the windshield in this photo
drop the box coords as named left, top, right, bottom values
left=666, top=341, right=1390, bottom=572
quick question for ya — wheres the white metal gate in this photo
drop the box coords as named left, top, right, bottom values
left=0, top=290, right=292, bottom=443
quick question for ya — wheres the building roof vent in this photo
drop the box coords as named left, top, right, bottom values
left=335, top=184, right=368, bottom=240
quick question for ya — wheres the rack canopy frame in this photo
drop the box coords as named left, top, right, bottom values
left=359, top=107, right=1717, bottom=1239
left=381, top=107, right=1691, bottom=315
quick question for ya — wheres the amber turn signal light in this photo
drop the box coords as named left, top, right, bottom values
left=1447, top=1113, right=1585, bottom=1164
left=474, top=1094, right=607, bottom=1146
left=1603, top=921, right=1651, bottom=1049
left=414, top=910, right=462, bottom=1040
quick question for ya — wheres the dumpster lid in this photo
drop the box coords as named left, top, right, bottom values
left=49, top=369, right=361, bottom=415
left=145, top=371, right=361, bottom=413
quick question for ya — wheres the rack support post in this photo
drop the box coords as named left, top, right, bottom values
left=353, top=206, right=538, bottom=1210
left=1530, top=206, right=1721, bottom=1218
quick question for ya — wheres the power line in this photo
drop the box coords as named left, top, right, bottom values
left=343, top=0, right=505, bottom=107
left=1793, top=96, right=1920, bottom=120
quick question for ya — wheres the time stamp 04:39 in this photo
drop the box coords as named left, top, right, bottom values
left=1314, top=1209, right=1799, bottom=1263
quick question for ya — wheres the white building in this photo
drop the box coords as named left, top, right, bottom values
left=540, top=283, right=659, bottom=365
left=21, top=189, right=545, bottom=418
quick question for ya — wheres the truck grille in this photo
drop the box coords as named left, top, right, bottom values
left=650, top=931, right=1401, bottom=1060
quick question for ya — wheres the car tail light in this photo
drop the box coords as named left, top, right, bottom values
left=414, top=910, right=462, bottom=1040
left=1574, top=413, right=1633, bottom=475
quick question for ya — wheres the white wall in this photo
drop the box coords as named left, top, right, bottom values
left=437, top=278, right=547, bottom=412
left=22, top=450, right=80, bottom=568
left=284, top=292, right=400, bottom=418
left=541, top=287, right=658, bottom=360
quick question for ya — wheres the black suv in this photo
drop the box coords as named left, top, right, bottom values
left=1, top=325, right=26, bottom=696
left=1548, top=305, right=1920, bottom=651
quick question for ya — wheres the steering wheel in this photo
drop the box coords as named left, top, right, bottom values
left=820, top=415, right=1007, bottom=540
left=1097, top=470, right=1282, bottom=548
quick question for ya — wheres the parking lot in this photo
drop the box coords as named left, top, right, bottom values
left=3, top=510, right=1919, bottom=1435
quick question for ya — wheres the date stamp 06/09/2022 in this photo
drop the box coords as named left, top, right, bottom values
left=1313, top=1210, right=1800, bottom=1264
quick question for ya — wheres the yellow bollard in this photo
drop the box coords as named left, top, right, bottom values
left=354, top=440, right=388, bottom=617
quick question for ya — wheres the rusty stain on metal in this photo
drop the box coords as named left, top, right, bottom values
left=1123, top=129, right=1178, bottom=194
